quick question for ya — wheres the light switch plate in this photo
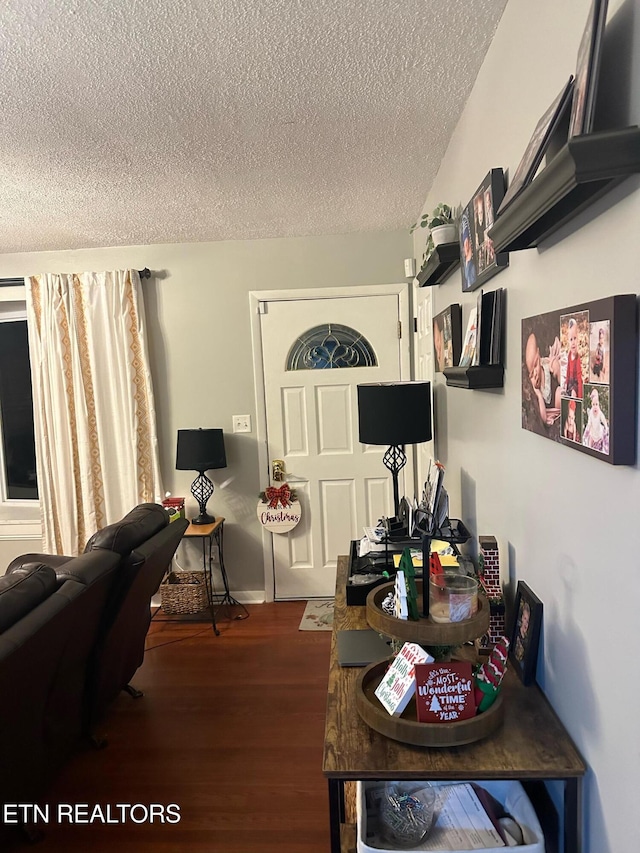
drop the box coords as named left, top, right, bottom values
left=232, top=414, right=252, bottom=433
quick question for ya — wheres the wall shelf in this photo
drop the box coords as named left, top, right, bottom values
left=488, top=127, right=640, bottom=253
left=443, top=364, right=504, bottom=389
left=414, top=242, right=460, bottom=287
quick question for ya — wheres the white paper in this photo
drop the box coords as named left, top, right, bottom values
left=421, top=784, right=505, bottom=850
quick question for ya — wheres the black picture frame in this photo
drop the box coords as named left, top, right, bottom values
left=568, top=0, right=608, bottom=138
left=509, top=581, right=543, bottom=686
left=459, top=169, right=509, bottom=293
left=433, top=304, right=461, bottom=373
left=521, top=295, right=637, bottom=466
left=497, top=76, right=574, bottom=216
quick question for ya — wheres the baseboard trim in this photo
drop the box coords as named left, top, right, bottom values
left=151, top=589, right=265, bottom=609
left=233, top=590, right=265, bottom=605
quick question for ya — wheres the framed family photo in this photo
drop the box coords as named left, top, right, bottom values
left=459, top=169, right=509, bottom=292
left=568, top=0, right=608, bottom=137
left=510, top=581, right=543, bottom=686
left=433, top=304, right=461, bottom=372
left=497, top=76, right=574, bottom=215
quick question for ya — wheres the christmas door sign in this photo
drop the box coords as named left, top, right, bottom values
left=257, top=483, right=301, bottom=534
left=414, top=661, right=476, bottom=723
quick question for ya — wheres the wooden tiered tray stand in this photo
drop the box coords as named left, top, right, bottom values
left=354, top=578, right=503, bottom=746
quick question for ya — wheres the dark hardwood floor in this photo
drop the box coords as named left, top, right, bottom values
left=7, top=602, right=332, bottom=852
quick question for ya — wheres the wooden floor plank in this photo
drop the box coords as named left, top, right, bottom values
left=6, top=602, right=333, bottom=852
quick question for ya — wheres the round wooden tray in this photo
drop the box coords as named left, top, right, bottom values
left=366, top=581, right=490, bottom=646
left=355, top=658, right=504, bottom=747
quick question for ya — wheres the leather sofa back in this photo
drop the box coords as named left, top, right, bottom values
left=84, top=502, right=168, bottom=556
left=0, top=563, right=57, bottom=633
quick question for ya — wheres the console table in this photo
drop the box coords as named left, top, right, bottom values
left=322, top=555, right=586, bottom=853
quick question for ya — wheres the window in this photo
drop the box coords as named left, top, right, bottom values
left=286, top=323, right=377, bottom=370
left=0, top=310, right=38, bottom=502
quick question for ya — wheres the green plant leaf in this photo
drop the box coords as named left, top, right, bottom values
left=426, top=202, right=454, bottom=228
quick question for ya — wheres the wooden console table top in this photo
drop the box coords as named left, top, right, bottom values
left=323, top=555, right=586, bottom=781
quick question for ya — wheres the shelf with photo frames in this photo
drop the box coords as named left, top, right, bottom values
left=443, top=364, right=505, bottom=389
left=488, top=126, right=640, bottom=253
left=414, top=242, right=460, bottom=287
left=443, top=289, right=506, bottom=389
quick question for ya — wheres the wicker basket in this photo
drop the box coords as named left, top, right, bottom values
left=160, top=571, right=208, bottom=615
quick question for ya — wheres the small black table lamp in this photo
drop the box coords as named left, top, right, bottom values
left=357, top=382, right=432, bottom=518
left=176, top=428, right=227, bottom=524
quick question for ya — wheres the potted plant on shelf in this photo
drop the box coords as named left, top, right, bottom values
left=411, top=204, right=459, bottom=275
left=410, top=203, right=457, bottom=246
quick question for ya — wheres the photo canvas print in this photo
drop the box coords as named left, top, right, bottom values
left=521, top=295, right=636, bottom=465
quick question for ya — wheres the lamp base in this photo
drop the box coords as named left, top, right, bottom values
left=190, top=471, right=215, bottom=526
left=190, top=512, right=216, bottom=525
left=383, top=444, right=407, bottom=518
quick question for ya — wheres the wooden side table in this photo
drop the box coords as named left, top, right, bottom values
left=183, top=517, right=249, bottom=635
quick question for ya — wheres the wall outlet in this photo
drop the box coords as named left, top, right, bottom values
left=232, top=414, right=252, bottom=433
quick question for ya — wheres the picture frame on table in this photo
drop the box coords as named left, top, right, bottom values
left=509, top=582, right=543, bottom=686
left=459, top=169, right=509, bottom=293
left=568, top=0, right=609, bottom=138
left=497, top=76, right=574, bottom=215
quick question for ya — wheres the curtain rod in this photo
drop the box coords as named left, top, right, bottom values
left=0, top=269, right=152, bottom=287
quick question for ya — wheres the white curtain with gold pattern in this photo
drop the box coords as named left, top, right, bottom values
left=26, top=269, right=163, bottom=554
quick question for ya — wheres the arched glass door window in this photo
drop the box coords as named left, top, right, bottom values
left=286, top=323, right=378, bottom=370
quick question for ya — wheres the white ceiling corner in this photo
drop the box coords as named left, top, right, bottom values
left=1, top=0, right=508, bottom=254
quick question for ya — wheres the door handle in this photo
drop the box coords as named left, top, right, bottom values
left=272, top=459, right=285, bottom=482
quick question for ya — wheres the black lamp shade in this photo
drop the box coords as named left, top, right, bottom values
left=176, top=428, right=227, bottom=472
left=357, top=382, right=432, bottom=446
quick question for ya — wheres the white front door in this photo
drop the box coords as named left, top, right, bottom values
left=253, top=285, right=411, bottom=599
left=413, top=282, right=435, bottom=487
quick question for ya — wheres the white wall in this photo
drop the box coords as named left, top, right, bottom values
left=0, top=231, right=410, bottom=595
left=0, top=531, right=42, bottom=568
left=415, top=1, right=639, bottom=851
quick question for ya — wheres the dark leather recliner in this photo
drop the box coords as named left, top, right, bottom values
left=9, top=503, right=188, bottom=728
left=83, top=504, right=189, bottom=724
left=0, top=551, right=120, bottom=817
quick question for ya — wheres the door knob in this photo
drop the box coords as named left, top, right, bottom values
left=272, top=459, right=285, bottom=481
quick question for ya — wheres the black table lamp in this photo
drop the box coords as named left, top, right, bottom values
left=357, top=382, right=432, bottom=517
left=176, top=428, right=227, bottom=524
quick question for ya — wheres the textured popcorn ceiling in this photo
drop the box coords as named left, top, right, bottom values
left=1, top=0, right=508, bottom=253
